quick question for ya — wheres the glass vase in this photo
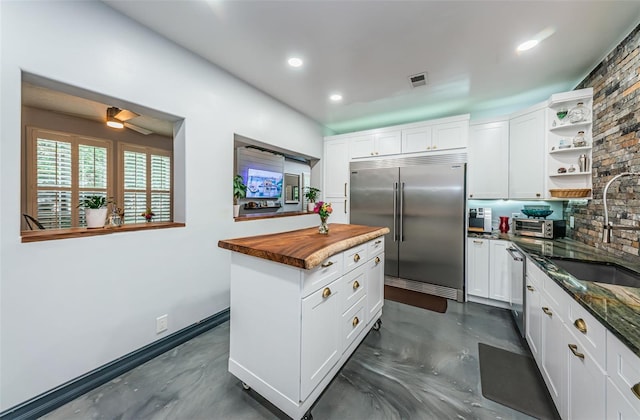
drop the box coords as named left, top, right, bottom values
left=319, top=216, right=329, bottom=234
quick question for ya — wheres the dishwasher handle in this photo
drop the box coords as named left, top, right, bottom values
left=507, top=247, right=524, bottom=261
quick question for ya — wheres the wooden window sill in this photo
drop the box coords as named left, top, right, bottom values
left=21, top=222, right=185, bottom=243
left=234, top=211, right=315, bottom=222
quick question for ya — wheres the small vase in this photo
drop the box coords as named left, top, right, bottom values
left=499, top=216, right=510, bottom=234
left=319, top=217, right=329, bottom=234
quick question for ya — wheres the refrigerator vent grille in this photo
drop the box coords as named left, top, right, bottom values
left=385, top=276, right=459, bottom=301
left=350, top=152, right=467, bottom=170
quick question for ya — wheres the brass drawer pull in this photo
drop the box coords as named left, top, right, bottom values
left=375, top=256, right=381, bottom=264
left=322, top=287, right=332, bottom=298
left=353, top=280, right=360, bottom=290
left=473, top=240, right=483, bottom=244
left=574, top=318, right=587, bottom=334
left=527, top=285, right=535, bottom=291
left=568, top=344, right=585, bottom=360
left=352, top=316, right=359, bottom=327
left=354, top=253, right=361, bottom=262
left=375, top=240, right=382, bottom=245
left=542, top=307, right=552, bottom=316
left=631, top=383, right=640, bottom=400
left=321, top=261, right=334, bottom=268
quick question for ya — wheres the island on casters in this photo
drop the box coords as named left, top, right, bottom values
left=218, top=223, right=390, bottom=420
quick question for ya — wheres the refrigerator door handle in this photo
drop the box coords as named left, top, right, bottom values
left=393, top=182, right=398, bottom=242
left=400, top=182, right=405, bottom=242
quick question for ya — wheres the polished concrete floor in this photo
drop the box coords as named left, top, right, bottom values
left=42, top=300, right=534, bottom=419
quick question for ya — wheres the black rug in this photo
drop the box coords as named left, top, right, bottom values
left=478, top=343, right=559, bottom=420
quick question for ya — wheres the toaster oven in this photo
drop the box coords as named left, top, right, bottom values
left=512, top=218, right=566, bottom=239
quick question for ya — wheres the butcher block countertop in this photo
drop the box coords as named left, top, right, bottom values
left=218, top=223, right=390, bottom=270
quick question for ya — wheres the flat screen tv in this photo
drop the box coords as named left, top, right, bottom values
left=246, top=169, right=283, bottom=198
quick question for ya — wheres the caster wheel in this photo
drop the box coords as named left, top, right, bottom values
left=241, top=382, right=251, bottom=391
left=372, top=319, right=382, bottom=331
left=301, top=411, right=313, bottom=420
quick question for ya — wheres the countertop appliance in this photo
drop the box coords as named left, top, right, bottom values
left=513, top=218, right=566, bottom=239
left=507, top=246, right=525, bottom=337
left=468, top=207, right=492, bottom=233
left=350, top=154, right=466, bottom=301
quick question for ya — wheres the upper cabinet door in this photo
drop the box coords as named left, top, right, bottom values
left=324, top=139, right=350, bottom=198
left=432, top=121, right=468, bottom=151
left=401, top=126, right=433, bottom=153
left=375, top=131, right=401, bottom=156
left=509, top=108, right=545, bottom=199
left=348, top=134, right=375, bottom=159
left=467, top=120, right=509, bottom=199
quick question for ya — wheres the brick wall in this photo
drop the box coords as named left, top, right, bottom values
left=567, top=24, right=640, bottom=257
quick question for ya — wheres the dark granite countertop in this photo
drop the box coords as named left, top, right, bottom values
left=469, top=233, right=640, bottom=357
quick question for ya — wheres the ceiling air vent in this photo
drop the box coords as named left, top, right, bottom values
left=409, top=72, right=428, bottom=88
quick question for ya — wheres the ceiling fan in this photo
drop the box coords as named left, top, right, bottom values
left=106, top=106, right=153, bottom=135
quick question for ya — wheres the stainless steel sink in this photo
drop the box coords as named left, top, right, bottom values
left=548, top=257, right=640, bottom=288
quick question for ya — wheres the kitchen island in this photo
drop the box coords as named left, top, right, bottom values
left=218, top=223, right=389, bottom=420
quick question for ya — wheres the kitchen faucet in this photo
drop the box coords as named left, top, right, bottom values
left=602, top=172, right=640, bottom=243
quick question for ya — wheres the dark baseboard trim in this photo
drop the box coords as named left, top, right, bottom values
left=0, top=308, right=230, bottom=420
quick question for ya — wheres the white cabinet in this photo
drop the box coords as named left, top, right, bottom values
left=349, top=131, right=401, bottom=159
left=525, top=256, right=616, bottom=420
left=432, top=120, right=468, bottom=150
left=401, top=125, right=432, bottom=153
left=366, top=251, right=384, bottom=322
left=466, top=238, right=490, bottom=298
left=565, top=326, right=606, bottom=420
left=466, top=238, right=511, bottom=305
left=228, top=237, right=385, bottom=420
left=606, top=331, right=640, bottom=417
left=467, top=119, right=509, bottom=199
left=607, top=378, right=640, bottom=419
left=488, top=240, right=511, bottom=302
left=300, top=278, right=341, bottom=400
left=401, top=117, right=468, bottom=154
left=324, top=138, right=350, bottom=223
left=539, top=291, right=568, bottom=415
left=324, top=138, right=349, bottom=198
left=509, top=107, right=545, bottom=199
left=525, top=260, right=543, bottom=364
left=546, top=88, right=594, bottom=199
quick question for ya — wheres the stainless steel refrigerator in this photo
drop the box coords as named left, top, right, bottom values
left=350, top=155, right=466, bottom=301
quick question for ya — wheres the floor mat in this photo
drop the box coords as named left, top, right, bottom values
left=478, top=343, right=560, bottom=420
left=384, top=285, right=447, bottom=313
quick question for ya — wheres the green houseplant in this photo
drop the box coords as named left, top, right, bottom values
left=78, top=195, right=112, bottom=228
left=233, top=174, right=247, bottom=217
left=304, top=187, right=321, bottom=211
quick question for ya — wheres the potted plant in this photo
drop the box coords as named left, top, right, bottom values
left=78, top=195, right=112, bottom=228
left=233, top=174, right=247, bottom=217
left=304, top=187, right=321, bottom=212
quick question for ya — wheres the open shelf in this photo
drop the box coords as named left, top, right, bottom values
left=549, top=171, right=591, bottom=177
left=549, top=121, right=591, bottom=132
left=549, top=146, right=592, bottom=154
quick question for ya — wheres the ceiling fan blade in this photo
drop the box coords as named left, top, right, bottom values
left=114, top=109, right=139, bottom=122
left=124, top=122, right=153, bottom=135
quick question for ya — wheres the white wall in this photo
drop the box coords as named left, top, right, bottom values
left=0, top=1, right=322, bottom=410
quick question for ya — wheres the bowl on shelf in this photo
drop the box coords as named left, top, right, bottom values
left=521, top=209, right=554, bottom=218
left=523, top=205, right=551, bottom=210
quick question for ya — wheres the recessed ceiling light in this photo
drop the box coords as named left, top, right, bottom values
left=329, top=94, right=343, bottom=102
left=287, top=57, right=303, bottom=68
left=517, top=39, right=539, bottom=52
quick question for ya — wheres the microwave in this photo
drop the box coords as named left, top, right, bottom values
left=512, top=218, right=566, bottom=239
left=468, top=208, right=492, bottom=233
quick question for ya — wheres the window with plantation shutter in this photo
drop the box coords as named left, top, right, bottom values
left=26, top=128, right=112, bottom=229
left=119, top=143, right=172, bottom=224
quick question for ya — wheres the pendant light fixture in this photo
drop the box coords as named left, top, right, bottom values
left=106, top=107, right=124, bottom=129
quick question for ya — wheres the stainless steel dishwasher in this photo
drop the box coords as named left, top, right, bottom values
left=507, top=246, right=525, bottom=337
